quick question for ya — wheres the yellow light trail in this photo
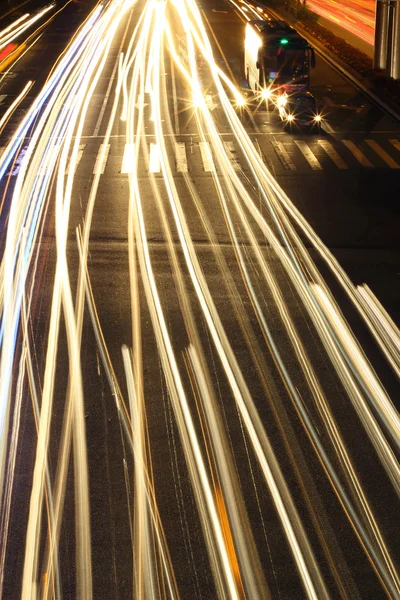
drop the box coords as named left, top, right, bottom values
left=0, top=0, right=399, bottom=597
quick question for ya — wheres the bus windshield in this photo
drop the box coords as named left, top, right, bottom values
left=263, top=46, right=309, bottom=84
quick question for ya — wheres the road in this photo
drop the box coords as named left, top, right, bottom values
left=0, top=0, right=399, bottom=598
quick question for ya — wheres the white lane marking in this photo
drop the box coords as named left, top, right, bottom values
left=294, top=140, right=322, bottom=170
left=66, top=144, right=86, bottom=175
left=389, top=139, right=400, bottom=153
left=271, top=140, right=296, bottom=170
left=199, top=141, right=215, bottom=171
left=342, top=140, right=374, bottom=168
left=365, top=139, right=400, bottom=169
left=317, top=140, right=348, bottom=169
left=175, top=142, right=188, bottom=172
left=149, top=143, right=160, bottom=173
left=93, top=143, right=110, bottom=175
left=224, top=141, right=240, bottom=170
left=121, top=143, right=135, bottom=173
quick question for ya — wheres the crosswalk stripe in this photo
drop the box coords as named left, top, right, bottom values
left=271, top=140, right=296, bottom=170
left=294, top=140, right=322, bottom=170
left=224, top=141, right=240, bottom=170
left=121, top=143, right=134, bottom=173
left=199, top=141, right=215, bottom=171
left=366, top=139, right=400, bottom=169
left=93, top=143, right=110, bottom=175
left=342, top=140, right=374, bottom=168
left=317, top=140, right=348, bottom=169
left=175, top=142, right=188, bottom=172
left=149, top=143, right=160, bottom=173
left=66, top=144, right=86, bottom=175
left=389, top=139, right=400, bottom=153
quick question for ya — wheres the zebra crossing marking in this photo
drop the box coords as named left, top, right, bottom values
left=294, top=140, right=322, bottom=170
left=199, top=141, right=215, bottom=171
left=149, top=143, right=160, bottom=173
left=317, top=140, right=348, bottom=169
left=65, top=137, right=400, bottom=178
left=366, top=139, right=400, bottom=169
left=271, top=140, right=296, bottom=170
left=121, top=143, right=135, bottom=173
left=66, top=144, right=86, bottom=175
left=175, top=142, right=188, bottom=172
left=224, top=141, right=240, bottom=170
left=342, top=140, right=374, bottom=168
left=93, top=143, right=110, bottom=174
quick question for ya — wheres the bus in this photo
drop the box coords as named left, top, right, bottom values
left=244, top=19, right=316, bottom=97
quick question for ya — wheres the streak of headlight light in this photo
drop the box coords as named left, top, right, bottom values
left=0, top=27, right=99, bottom=398
left=19, top=29, right=111, bottom=600
left=0, top=5, right=54, bottom=51
left=120, top=347, right=181, bottom=600
left=119, top=52, right=128, bottom=120
left=122, top=346, right=157, bottom=599
left=127, top=9, right=246, bottom=600
left=190, top=68, right=400, bottom=500
left=186, top=345, right=268, bottom=598
left=23, top=83, right=95, bottom=594
left=142, top=121, right=269, bottom=593
left=154, top=34, right=264, bottom=596
left=181, top=12, right=400, bottom=485
left=202, top=122, right=400, bottom=595
left=165, top=21, right=244, bottom=107
left=129, top=162, right=243, bottom=600
left=227, top=0, right=251, bottom=20
left=79, top=236, right=181, bottom=600
left=37, top=7, right=139, bottom=595
left=193, top=17, right=396, bottom=596
left=0, top=9, right=104, bottom=324
left=178, top=1, right=400, bottom=591
left=167, top=7, right=330, bottom=597
left=154, top=11, right=328, bottom=600
left=0, top=6, right=103, bottom=184
left=311, top=285, right=400, bottom=448
left=4, top=37, right=99, bottom=296
left=208, top=146, right=400, bottom=501
left=1, top=0, right=105, bottom=576
left=205, top=68, right=399, bottom=451
left=0, top=14, right=30, bottom=43
left=357, top=284, right=400, bottom=379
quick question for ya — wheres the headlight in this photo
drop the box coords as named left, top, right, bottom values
left=286, top=114, right=294, bottom=121
left=261, top=88, right=271, bottom=100
left=314, top=115, right=322, bottom=122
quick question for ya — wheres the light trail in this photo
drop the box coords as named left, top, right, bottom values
left=0, top=0, right=398, bottom=596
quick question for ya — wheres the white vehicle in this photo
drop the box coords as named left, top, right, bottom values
left=244, top=19, right=316, bottom=96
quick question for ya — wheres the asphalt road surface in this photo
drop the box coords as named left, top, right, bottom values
left=0, top=0, right=399, bottom=599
